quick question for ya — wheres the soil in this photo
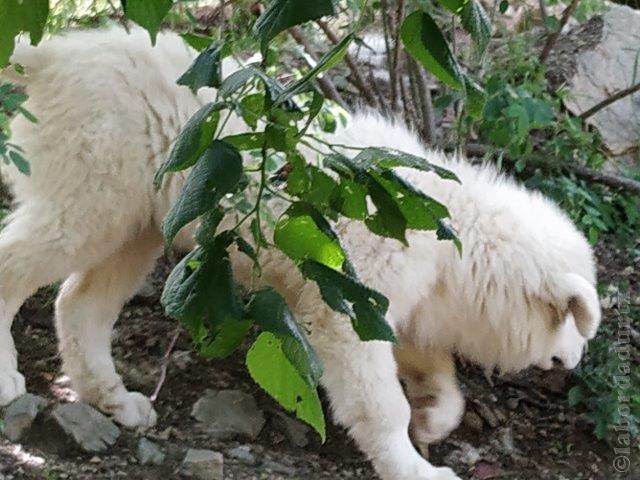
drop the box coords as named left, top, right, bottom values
left=0, top=242, right=638, bottom=480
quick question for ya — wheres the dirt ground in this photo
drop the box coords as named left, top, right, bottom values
left=0, top=240, right=638, bottom=480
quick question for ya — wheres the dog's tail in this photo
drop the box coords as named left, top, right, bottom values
left=0, top=37, right=47, bottom=85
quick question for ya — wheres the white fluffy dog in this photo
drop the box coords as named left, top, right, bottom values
left=0, top=27, right=601, bottom=480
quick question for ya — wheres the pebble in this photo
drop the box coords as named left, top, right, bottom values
left=226, top=445, right=258, bottom=466
left=2, top=394, right=47, bottom=442
left=181, top=448, right=224, bottom=480
left=137, top=438, right=165, bottom=466
left=50, top=403, right=120, bottom=452
left=191, top=389, right=265, bottom=440
left=462, top=411, right=484, bottom=432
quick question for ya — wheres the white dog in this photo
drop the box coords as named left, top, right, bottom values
left=0, top=27, right=601, bottom=480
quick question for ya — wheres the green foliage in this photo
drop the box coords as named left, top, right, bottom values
left=401, top=11, right=464, bottom=90
left=121, top=0, right=173, bottom=43
left=150, top=5, right=464, bottom=437
left=254, top=0, right=335, bottom=54
left=0, top=82, right=34, bottom=175
left=0, top=0, right=49, bottom=66
left=568, top=315, right=640, bottom=441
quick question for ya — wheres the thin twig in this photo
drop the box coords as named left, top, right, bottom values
left=289, top=26, right=348, bottom=109
left=368, top=67, right=391, bottom=115
left=579, top=82, right=640, bottom=120
left=399, top=68, right=418, bottom=128
left=150, top=326, right=182, bottom=403
left=106, top=0, right=130, bottom=34
left=539, top=0, right=580, bottom=64
left=316, top=20, right=378, bottom=107
left=389, top=0, right=405, bottom=110
left=458, top=142, right=640, bottom=195
left=408, top=57, right=437, bottom=145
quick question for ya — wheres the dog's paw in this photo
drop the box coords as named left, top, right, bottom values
left=107, top=391, right=157, bottom=430
left=0, top=369, right=26, bottom=406
left=409, top=389, right=465, bottom=447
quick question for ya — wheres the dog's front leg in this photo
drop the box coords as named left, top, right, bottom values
left=299, top=294, right=461, bottom=480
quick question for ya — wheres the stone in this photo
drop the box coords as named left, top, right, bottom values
left=191, top=390, right=265, bottom=440
left=274, top=411, right=310, bottom=448
left=226, top=445, right=258, bottom=466
left=463, top=411, right=484, bottom=432
left=444, top=441, right=482, bottom=467
left=137, top=438, right=165, bottom=466
left=181, top=449, right=223, bottom=480
left=552, top=6, right=640, bottom=160
left=51, top=403, right=120, bottom=452
left=2, top=394, right=47, bottom=442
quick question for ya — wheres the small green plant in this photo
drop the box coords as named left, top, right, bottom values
left=568, top=309, right=640, bottom=441
left=0, top=81, right=35, bottom=175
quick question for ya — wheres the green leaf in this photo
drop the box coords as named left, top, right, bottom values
left=364, top=175, right=408, bottom=244
left=177, top=41, right=226, bottom=92
left=274, top=202, right=345, bottom=270
left=285, top=153, right=339, bottom=212
left=249, top=288, right=323, bottom=388
left=300, top=260, right=395, bottom=342
left=254, top=0, right=335, bottom=54
left=239, top=93, right=265, bottom=129
left=8, top=150, right=30, bottom=175
left=15, top=0, right=48, bottom=44
left=155, top=102, right=226, bottom=185
left=400, top=11, right=465, bottom=90
left=246, top=332, right=326, bottom=440
left=567, top=385, right=585, bottom=407
left=353, top=147, right=460, bottom=182
left=436, top=220, right=462, bottom=254
left=371, top=169, right=450, bottom=231
left=499, top=0, right=509, bottom=14
left=437, top=0, right=465, bottom=14
left=460, top=0, right=492, bottom=54
left=221, top=132, right=265, bottom=151
left=0, top=0, right=49, bottom=67
left=334, top=177, right=368, bottom=220
left=161, top=238, right=244, bottom=332
left=162, top=140, right=243, bottom=244
left=199, top=319, right=252, bottom=358
left=122, top=0, right=173, bottom=44
left=277, top=34, right=354, bottom=102
left=180, top=32, right=215, bottom=52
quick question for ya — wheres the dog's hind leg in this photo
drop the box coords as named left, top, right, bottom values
left=55, top=224, right=164, bottom=429
left=0, top=204, right=86, bottom=405
left=395, top=345, right=465, bottom=457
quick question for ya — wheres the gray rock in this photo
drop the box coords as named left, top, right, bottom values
left=274, top=411, right=311, bottom=448
left=191, top=390, right=265, bottom=440
left=181, top=449, right=223, bottom=480
left=51, top=403, right=120, bottom=452
left=560, top=6, right=640, bottom=158
left=137, top=438, right=165, bottom=466
left=444, top=441, right=481, bottom=467
left=226, top=445, right=258, bottom=466
left=462, top=411, right=484, bottom=432
left=2, top=394, right=47, bottom=442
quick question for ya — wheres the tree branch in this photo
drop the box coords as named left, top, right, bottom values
left=579, top=82, right=640, bottom=120
left=539, top=0, right=580, bottom=64
left=316, top=20, right=378, bottom=107
left=459, top=142, right=640, bottom=195
left=289, top=26, right=348, bottom=109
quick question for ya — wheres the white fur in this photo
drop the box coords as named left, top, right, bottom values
left=0, top=26, right=601, bottom=480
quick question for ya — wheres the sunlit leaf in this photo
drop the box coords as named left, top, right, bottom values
left=246, top=332, right=326, bottom=440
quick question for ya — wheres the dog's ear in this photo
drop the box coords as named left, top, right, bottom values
left=559, top=273, right=601, bottom=339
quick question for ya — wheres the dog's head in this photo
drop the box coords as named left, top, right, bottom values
left=533, top=273, right=601, bottom=370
